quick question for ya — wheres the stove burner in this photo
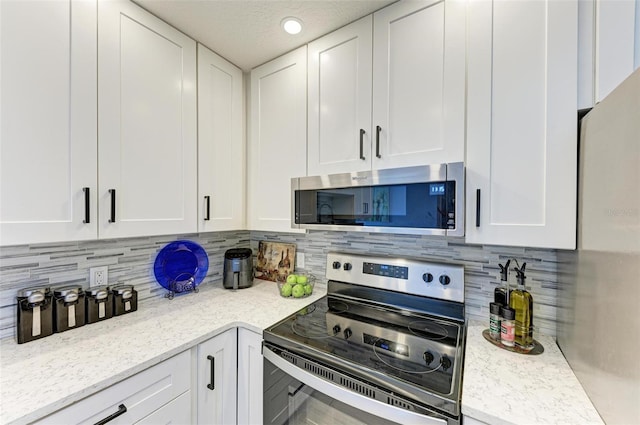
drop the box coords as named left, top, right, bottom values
left=326, top=300, right=350, bottom=314
left=291, top=319, right=334, bottom=339
left=408, top=320, right=448, bottom=341
left=371, top=340, right=443, bottom=375
left=296, top=304, right=316, bottom=316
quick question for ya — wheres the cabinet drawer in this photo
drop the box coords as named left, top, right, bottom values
left=35, top=350, right=191, bottom=424
left=135, top=390, right=191, bottom=424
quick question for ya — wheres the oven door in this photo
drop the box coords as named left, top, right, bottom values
left=263, top=348, right=452, bottom=425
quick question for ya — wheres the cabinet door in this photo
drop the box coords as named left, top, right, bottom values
left=197, top=43, right=245, bottom=231
left=248, top=47, right=307, bottom=232
left=0, top=0, right=97, bottom=246
left=98, top=0, right=197, bottom=239
left=237, top=328, right=263, bottom=425
left=466, top=0, right=578, bottom=249
left=372, top=0, right=466, bottom=170
left=197, top=329, right=237, bottom=425
left=308, top=16, right=373, bottom=175
left=578, top=0, right=640, bottom=108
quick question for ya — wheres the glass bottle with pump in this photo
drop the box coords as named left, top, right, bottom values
left=509, top=263, right=534, bottom=349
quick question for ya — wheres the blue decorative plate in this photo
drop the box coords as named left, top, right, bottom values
left=153, top=240, right=209, bottom=293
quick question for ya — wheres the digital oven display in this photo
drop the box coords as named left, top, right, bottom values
left=363, top=262, right=408, bottom=279
left=363, top=333, right=409, bottom=357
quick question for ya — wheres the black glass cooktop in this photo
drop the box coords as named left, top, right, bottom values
left=264, top=295, right=463, bottom=397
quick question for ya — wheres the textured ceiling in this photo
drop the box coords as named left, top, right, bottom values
left=134, top=0, right=396, bottom=71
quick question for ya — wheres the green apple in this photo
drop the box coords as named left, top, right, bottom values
left=292, top=284, right=305, bottom=298
left=286, top=274, right=298, bottom=284
left=296, top=275, right=308, bottom=284
left=304, top=284, right=313, bottom=295
left=280, top=283, right=293, bottom=297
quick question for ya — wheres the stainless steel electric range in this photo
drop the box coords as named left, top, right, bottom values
left=263, top=252, right=466, bottom=425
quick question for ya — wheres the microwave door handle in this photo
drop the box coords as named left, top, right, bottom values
left=263, top=349, right=447, bottom=425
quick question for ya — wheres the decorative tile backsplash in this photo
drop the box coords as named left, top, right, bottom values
left=0, top=230, right=560, bottom=340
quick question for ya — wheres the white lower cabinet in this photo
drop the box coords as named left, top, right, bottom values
left=33, top=327, right=264, bottom=425
left=237, top=328, right=264, bottom=425
left=35, top=350, right=191, bottom=424
left=135, top=391, right=192, bottom=424
left=197, top=328, right=238, bottom=425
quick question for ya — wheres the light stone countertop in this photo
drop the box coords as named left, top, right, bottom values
left=0, top=279, right=325, bottom=425
left=1, top=285, right=605, bottom=425
left=462, top=320, right=604, bottom=425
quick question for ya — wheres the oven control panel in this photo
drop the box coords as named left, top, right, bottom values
left=326, top=252, right=464, bottom=303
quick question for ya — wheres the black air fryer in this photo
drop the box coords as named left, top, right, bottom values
left=223, top=248, right=253, bottom=289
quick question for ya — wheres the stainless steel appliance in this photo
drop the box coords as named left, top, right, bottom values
left=291, top=163, right=464, bottom=237
left=557, top=68, right=640, bottom=423
left=223, top=248, right=254, bottom=290
left=263, top=252, right=466, bottom=424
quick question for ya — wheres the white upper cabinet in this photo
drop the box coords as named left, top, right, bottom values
left=307, top=0, right=466, bottom=176
left=465, top=0, right=578, bottom=249
left=248, top=47, right=307, bottom=232
left=197, top=44, right=245, bottom=232
left=578, top=0, right=640, bottom=108
left=307, top=16, right=373, bottom=175
left=98, top=0, right=197, bottom=239
left=372, top=0, right=466, bottom=170
left=0, top=0, right=97, bottom=246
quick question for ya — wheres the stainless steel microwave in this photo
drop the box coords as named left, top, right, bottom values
left=291, top=162, right=464, bottom=236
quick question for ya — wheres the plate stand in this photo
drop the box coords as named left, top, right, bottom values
left=165, top=273, right=199, bottom=300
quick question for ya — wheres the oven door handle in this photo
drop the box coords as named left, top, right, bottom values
left=263, top=349, right=447, bottom=425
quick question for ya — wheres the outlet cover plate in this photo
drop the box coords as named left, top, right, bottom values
left=90, top=266, right=108, bottom=287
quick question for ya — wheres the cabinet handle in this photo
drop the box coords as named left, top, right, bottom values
left=375, top=126, right=382, bottom=158
left=83, top=187, right=90, bottom=224
left=108, top=189, right=116, bottom=223
left=475, top=189, right=481, bottom=227
left=363, top=202, right=368, bottom=214
left=359, top=129, right=366, bottom=160
left=207, top=355, right=215, bottom=390
left=204, top=196, right=211, bottom=221
left=94, top=404, right=127, bottom=425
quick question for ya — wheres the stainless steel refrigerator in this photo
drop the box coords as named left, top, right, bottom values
left=557, top=68, right=640, bottom=424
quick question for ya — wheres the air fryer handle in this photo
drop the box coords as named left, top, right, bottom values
left=233, top=271, right=239, bottom=290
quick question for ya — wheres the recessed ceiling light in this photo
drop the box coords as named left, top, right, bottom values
left=281, top=17, right=303, bottom=35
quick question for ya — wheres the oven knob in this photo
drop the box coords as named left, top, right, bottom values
left=343, top=263, right=352, bottom=271
left=422, top=273, right=434, bottom=283
left=343, top=328, right=352, bottom=340
left=439, top=275, right=451, bottom=286
left=423, top=351, right=434, bottom=365
left=332, top=261, right=341, bottom=270
left=440, top=355, right=452, bottom=371
left=332, top=325, right=341, bottom=335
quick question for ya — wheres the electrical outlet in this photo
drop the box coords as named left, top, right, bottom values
left=90, top=266, right=108, bottom=287
left=296, top=252, right=305, bottom=269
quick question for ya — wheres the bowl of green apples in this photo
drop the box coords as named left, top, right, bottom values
left=278, top=273, right=315, bottom=299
